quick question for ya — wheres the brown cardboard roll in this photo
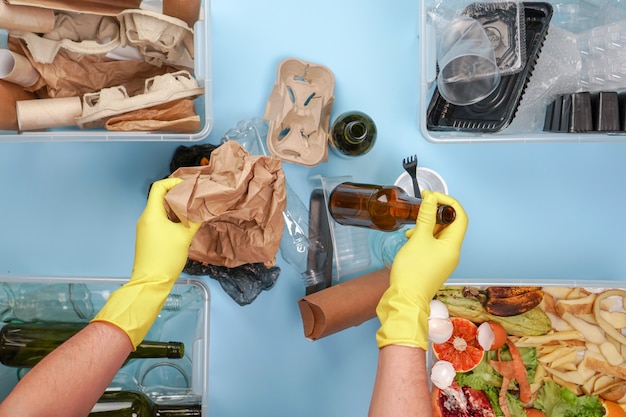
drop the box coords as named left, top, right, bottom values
left=0, top=49, right=40, bottom=87
left=0, top=80, right=36, bottom=130
left=16, top=96, right=82, bottom=131
left=298, top=268, right=390, bottom=341
left=0, top=1, right=55, bottom=33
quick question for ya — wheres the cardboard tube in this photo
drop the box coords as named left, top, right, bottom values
left=0, top=49, right=40, bottom=87
left=298, top=268, right=390, bottom=341
left=0, top=80, right=36, bottom=130
left=163, top=0, right=201, bottom=28
left=0, top=1, right=55, bottom=33
left=16, top=96, right=82, bottom=131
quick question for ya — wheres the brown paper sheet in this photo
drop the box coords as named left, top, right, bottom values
left=298, top=268, right=390, bottom=341
left=0, top=80, right=37, bottom=130
left=166, top=141, right=287, bottom=268
left=104, top=99, right=200, bottom=133
left=5, top=0, right=142, bottom=15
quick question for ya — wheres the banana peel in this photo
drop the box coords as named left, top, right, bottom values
left=435, top=286, right=552, bottom=336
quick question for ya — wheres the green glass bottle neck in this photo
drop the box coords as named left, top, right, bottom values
left=342, top=120, right=369, bottom=144
left=130, top=340, right=184, bottom=360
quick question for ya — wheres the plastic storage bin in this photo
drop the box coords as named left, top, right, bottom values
left=418, top=0, right=626, bottom=143
left=0, top=0, right=212, bottom=142
left=0, top=274, right=210, bottom=414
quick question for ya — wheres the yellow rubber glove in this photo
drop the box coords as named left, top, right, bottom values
left=92, top=178, right=201, bottom=349
left=376, top=190, right=468, bottom=350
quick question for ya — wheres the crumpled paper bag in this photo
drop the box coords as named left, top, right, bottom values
left=8, top=37, right=181, bottom=98
left=105, top=99, right=200, bottom=133
left=165, top=140, right=287, bottom=268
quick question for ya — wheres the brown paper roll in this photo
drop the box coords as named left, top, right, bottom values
left=298, top=268, right=390, bottom=341
left=0, top=1, right=55, bottom=33
left=0, top=80, right=36, bottom=130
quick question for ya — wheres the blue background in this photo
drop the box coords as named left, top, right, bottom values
left=1, top=0, right=626, bottom=416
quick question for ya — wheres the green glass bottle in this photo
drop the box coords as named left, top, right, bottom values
left=89, top=391, right=201, bottom=417
left=329, top=111, right=377, bottom=158
left=0, top=322, right=184, bottom=368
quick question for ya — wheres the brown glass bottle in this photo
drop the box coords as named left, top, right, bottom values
left=328, top=182, right=455, bottom=231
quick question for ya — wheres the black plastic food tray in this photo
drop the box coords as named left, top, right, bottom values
left=426, top=2, right=553, bottom=133
left=544, top=91, right=626, bottom=133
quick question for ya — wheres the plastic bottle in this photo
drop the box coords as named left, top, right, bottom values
left=329, top=111, right=377, bottom=157
left=370, top=229, right=409, bottom=269
left=279, top=183, right=329, bottom=293
left=0, top=322, right=184, bottom=368
left=89, top=390, right=201, bottom=417
left=328, top=182, right=455, bottom=231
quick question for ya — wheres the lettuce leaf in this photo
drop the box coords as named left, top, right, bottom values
left=456, top=346, right=537, bottom=417
left=535, top=381, right=603, bottom=417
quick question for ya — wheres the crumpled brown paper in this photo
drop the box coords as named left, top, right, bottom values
left=9, top=37, right=182, bottom=98
left=104, top=99, right=200, bottom=133
left=0, top=80, right=37, bottom=130
left=165, top=140, right=287, bottom=268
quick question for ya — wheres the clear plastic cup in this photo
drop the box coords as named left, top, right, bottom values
left=437, top=17, right=501, bottom=106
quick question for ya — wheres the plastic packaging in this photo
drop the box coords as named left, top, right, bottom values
left=420, top=0, right=626, bottom=142
left=309, top=175, right=372, bottom=281
left=280, top=184, right=330, bottom=292
left=436, top=16, right=501, bottom=105
left=426, top=2, right=553, bottom=133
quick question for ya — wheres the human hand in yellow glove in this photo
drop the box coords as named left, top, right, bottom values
left=93, top=178, right=201, bottom=349
left=376, top=190, right=468, bottom=350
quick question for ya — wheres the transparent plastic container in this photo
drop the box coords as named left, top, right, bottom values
left=419, top=0, right=626, bottom=143
left=309, top=175, right=372, bottom=282
left=0, top=0, right=212, bottom=142
left=0, top=274, right=210, bottom=414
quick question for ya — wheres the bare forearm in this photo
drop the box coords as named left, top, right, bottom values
left=368, top=345, right=433, bottom=417
left=0, top=321, right=132, bottom=417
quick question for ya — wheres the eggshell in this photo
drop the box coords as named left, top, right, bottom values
left=429, top=299, right=449, bottom=319
left=477, top=321, right=507, bottom=351
left=431, top=360, right=456, bottom=389
left=428, top=318, right=454, bottom=344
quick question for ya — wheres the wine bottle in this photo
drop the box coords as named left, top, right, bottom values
left=329, top=111, right=377, bottom=157
left=89, top=390, right=201, bottom=417
left=328, top=182, right=455, bottom=231
left=0, top=322, right=184, bottom=368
